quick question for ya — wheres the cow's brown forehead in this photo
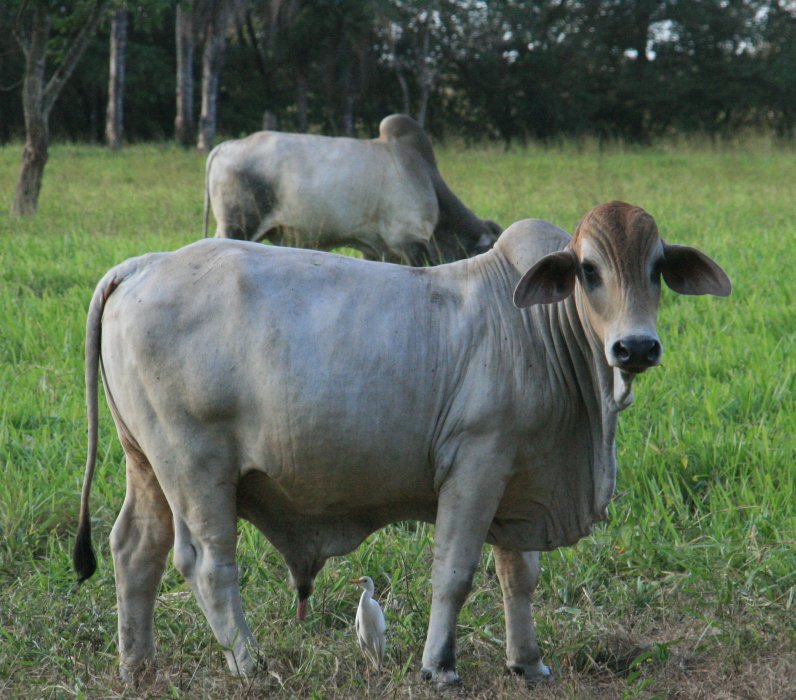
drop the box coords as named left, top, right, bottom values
left=572, top=201, right=660, bottom=262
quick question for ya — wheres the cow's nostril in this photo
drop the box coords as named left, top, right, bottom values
left=647, top=340, right=662, bottom=364
left=612, top=340, right=631, bottom=362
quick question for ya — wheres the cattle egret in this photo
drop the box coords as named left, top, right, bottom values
left=351, top=576, right=387, bottom=671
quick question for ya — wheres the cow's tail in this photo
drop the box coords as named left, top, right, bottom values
left=73, top=258, right=140, bottom=583
left=203, top=144, right=219, bottom=238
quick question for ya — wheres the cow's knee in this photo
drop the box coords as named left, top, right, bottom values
left=173, top=536, right=198, bottom=582
left=196, top=557, right=238, bottom=603
left=435, top=562, right=477, bottom=606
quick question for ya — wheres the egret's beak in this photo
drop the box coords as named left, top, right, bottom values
left=350, top=578, right=363, bottom=585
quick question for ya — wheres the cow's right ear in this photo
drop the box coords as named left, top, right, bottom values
left=513, top=250, right=578, bottom=308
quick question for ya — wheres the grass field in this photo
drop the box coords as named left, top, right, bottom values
left=0, top=140, right=794, bottom=698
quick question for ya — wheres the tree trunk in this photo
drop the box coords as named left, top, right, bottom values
left=415, top=28, right=433, bottom=128
left=175, top=1, right=195, bottom=146
left=197, top=0, right=230, bottom=152
left=296, top=67, right=309, bottom=132
left=416, top=84, right=430, bottom=128
left=339, top=61, right=355, bottom=135
left=396, top=69, right=410, bottom=116
left=14, top=116, right=50, bottom=217
left=12, top=1, right=106, bottom=216
left=13, top=6, right=49, bottom=216
left=105, top=8, right=127, bottom=150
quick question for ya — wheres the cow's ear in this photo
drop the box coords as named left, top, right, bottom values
left=513, top=250, right=578, bottom=308
left=661, top=243, right=731, bottom=297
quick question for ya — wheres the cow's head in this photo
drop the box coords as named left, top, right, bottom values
left=513, top=201, right=731, bottom=405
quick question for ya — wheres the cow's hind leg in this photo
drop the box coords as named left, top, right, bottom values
left=493, top=547, right=551, bottom=681
left=110, top=447, right=174, bottom=682
left=170, top=482, right=258, bottom=676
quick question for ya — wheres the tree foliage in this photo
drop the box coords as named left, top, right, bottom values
left=1, top=0, right=794, bottom=144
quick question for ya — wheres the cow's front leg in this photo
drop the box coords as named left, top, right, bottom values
left=493, top=547, right=551, bottom=680
left=421, top=460, right=506, bottom=687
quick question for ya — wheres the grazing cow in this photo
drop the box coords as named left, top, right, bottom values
left=203, top=114, right=501, bottom=264
left=74, top=201, right=730, bottom=685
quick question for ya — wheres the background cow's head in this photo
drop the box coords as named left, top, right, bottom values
left=513, top=201, right=731, bottom=403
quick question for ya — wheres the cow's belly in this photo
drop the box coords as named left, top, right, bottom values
left=238, top=411, right=438, bottom=516
left=236, top=470, right=437, bottom=560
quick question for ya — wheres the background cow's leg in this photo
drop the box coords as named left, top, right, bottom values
left=110, top=448, right=174, bottom=681
left=170, top=485, right=258, bottom=676
left=401, top=240, right=432, bottom=266
left=421, top=454, right=506, bottom=686
left=493, top=547, right=551, bottom=680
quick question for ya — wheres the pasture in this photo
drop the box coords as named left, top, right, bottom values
left=0, top=140, right=794, bottom=698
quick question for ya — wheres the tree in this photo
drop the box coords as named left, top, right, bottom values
left=197, top=0, right=231, bottom=151
left=11, top=0, right=109, bottom=215
left=376, top=0, right=492, bottom=127
left=105, top=4, right=128, bottom=149
left=175, top=0, right=196, bottom=146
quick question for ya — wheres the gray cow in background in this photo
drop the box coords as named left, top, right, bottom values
left=203, top=114, right=501, bottom=265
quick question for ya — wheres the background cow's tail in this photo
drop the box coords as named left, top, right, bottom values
left=73, top=258, right=140, bottom=583
left=203, top=145, right=219, bottom=238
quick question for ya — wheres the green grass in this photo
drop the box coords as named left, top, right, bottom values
left=0, top=140, right=794, bottom=698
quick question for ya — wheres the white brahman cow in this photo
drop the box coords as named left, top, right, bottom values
left=74, top=201, right=730, bottom=686
left=203, top=114, right=501, bottom=264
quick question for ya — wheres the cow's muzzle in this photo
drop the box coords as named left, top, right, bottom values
left=471, top=232, right=497, bottom=256
left=609, top=335, right=662, bottom=372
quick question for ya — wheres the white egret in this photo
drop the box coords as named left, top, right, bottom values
left=351, top=575, right=387, bottom=672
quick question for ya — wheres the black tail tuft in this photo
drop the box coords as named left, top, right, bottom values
left=73, top=516, right=97, bottom=583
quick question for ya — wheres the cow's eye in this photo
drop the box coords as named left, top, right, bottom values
left=581, top=261, right=601, bottom=287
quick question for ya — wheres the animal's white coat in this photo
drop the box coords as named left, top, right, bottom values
left=204, top=114, right=500, bottom=263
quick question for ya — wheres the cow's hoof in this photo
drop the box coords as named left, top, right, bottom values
left=421, top=667, right=462, bottom=689
left=226, top=651, right=261, bottom=677
left=508, top=661, right=552, bottom=682
left=119, top=658, right=157, bottom=686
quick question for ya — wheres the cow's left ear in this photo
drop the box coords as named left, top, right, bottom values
left=514, top=250, right=578, bottom=308
left=661, top=243, right=732, bottom=297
